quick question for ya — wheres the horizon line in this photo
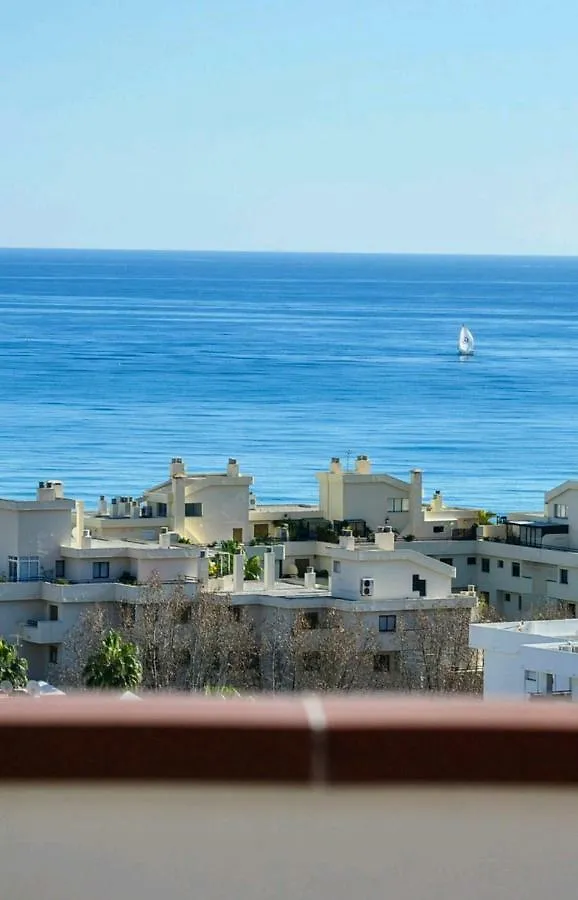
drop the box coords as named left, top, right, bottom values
left=1, top=246, right=578, bottom=260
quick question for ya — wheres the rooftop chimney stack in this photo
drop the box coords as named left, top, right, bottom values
left=37, top=480, right=64, bottom=502
left=355, top=455, right=372, bottom=475
left=339, top=529, right=355, bottom=551
left=97, top=495, right=108, bottom=516
left=374, top=525, right=395, bottom=551
left=304, top=566, right=316, bottom=589
left=329, top=457, right=342, bottom=474
left=227, top=458, right=240, bottom=477
left=170, top=457, right=185, bottom=477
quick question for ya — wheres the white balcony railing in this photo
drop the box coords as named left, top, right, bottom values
left=19, top=619, right=67, bottom=644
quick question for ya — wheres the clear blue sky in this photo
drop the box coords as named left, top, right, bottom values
left=2, top=1, right=577, bottom=254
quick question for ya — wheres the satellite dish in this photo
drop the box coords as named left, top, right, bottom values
left=0, top=680, right=13, bottom=694
left=26, top=680, right=41, bottom=697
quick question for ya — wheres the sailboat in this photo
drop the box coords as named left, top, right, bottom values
left=457, top=324, right=475, bottom=356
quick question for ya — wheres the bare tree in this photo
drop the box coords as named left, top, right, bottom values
left=397, top=602, right=482, bottom=694
left=48, top=604, right=113, bottom=688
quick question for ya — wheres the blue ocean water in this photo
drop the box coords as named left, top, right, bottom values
left=0, top=248, right=576, bottom=513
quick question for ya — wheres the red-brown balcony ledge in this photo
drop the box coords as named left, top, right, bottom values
left=1, top=695, right=577, bottom=784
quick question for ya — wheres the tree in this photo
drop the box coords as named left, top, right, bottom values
left=0, top=639, right=28, bottom=689
left=83, top=630, right=143, bottom=690
left=397, top=601, right=482, bottom=694
left=476, top=510, right=496, bottom=525
left=244, top=554, right=262, bottom=581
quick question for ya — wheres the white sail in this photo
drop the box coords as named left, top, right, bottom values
left=458, top=324, right=474, bottom=356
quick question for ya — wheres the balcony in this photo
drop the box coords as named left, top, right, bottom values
left=545, top=579, right=577, bottom=605
left=2, top=697, right=578, bottom=900
left=19, top=619, right=66, bottom=644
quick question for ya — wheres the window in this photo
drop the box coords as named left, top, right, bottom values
left=8, top=556, right=40, bottom=583
left=232, top=528, right=243, bottom=543
left=504, top=593, right=511, bottom=603
left=387, top=497, right=409, bottom=513
left=433, top=525, right=444, bottom=534
left=512, top=562, right=520, bottom=577
left=49, top=604, right=58, bottom=622
left=481, top=559, right=490, bottom=573
left=379, top=614, right=397, bottom=633
left=92, top=561, right=110, bottom=580
left=333, top=560, right=341, bottom=574
left=156, top=502, right=168, bottom=517
left=229, top=606, right=241, bottom=622
left=518, top=595, right=523, bottom=611
left=440, top=557, right=453, bottom=566
left=525, top=670, right=537, bottom=682
left=49, top=645, right=59, bottom=665
left=498, top=559, right=504, bottom=569
left=554, top=503, right=568, bottom=519
left=303, top=612, right=320, bottom=630
left=185, top=503, right=203, bottom=517
left=569, top=603, right=577, bottom=618
left=467, top=557, right=476, bottom=566
left=253, top=523, right=269, bottom=539
left=54, top=559, right=65, bottom=579
left=412, top=574, right=426, bottom=597
left=373, top=653, right=391, bottom=673
left=560, top=569, right=569, bottom=585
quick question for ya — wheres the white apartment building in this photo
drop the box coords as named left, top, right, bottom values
left=470, top=618, right=578, bottom=701
left=86, top=457, right=253, bottom=545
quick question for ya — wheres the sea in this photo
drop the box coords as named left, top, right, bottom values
left=0, top=248, right=577, bottom=514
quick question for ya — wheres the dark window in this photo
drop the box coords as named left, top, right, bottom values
left=373, top=653, right=391, bottom=673
left=512, top=562, right=520, bottom=578
left=230, top=606, right=241, bottom=622
left=440, top=557, right=453, bottom=566
left=379, top=614, right=397, bottom=633
left=54, top=560, right=65, bottom=579
left=156, top=503, right=168, bottom=517
left=498, top=560, right=504, bottom=569
left=49, top=604, right=58, bottom=622
left=568, top=603, right=577, bottom=618
left=333, top=560, right=341, bottom=573
left=433, top=525, right=444, bottom=534
left=560, top=569, right=569, bottom=585
left=93, top=561, right=110, bottom=580
left=185, top=503, right=203, bottom=517
left=303, top=612, right=320, bottom=630
left=481, top=558, right=490, bottom=573
left=467, top=557, right=476, bottom=566
left=518, top=595, right=523, bottom=611
left=49, top=645, right=58, bottom=665
left=412, top=574, right=427, bottom=597
left=504, top=593, right=511, bottom=603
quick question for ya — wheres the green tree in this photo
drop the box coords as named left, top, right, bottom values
left=0, top=639, right=28, bottom=689
left=244, top=554, right=262, bottom=581
left=476, top=510, right=496, bottom=525
left=83, top=630, right=143, bottom=690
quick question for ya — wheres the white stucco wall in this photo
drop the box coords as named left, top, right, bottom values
left=330, top=552, right=453, bottom=603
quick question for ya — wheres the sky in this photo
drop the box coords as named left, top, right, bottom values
left=1, top=0, right=578, bottom=255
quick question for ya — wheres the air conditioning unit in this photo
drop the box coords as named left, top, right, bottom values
left=360, top=577, right=374, bottom=597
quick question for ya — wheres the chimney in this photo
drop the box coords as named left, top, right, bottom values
left=233, top=551, right=244, bottom=593
left=76, top=500, right=85, bottom=548
left=339, top=529, right=355, bottom=551
left=37, top=480, right=63, bottom=502
left=227, top=458, right=240, bottom=477
left=329, top=457, right=342, bottom=474
left=263, top=547, right=276, bottom=590
left=97, top=495, right=108, bottom=516
left=431, top=489, right=444, bottom=512
left=355, top=455, right=371, bottom=475
left=170, top=457, right=185, bottom=477
left=374, top=526, right=394, bottom=551
left=304, top=566, right=316, bottom=589
left=81, top=529, right=92, bottom=549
